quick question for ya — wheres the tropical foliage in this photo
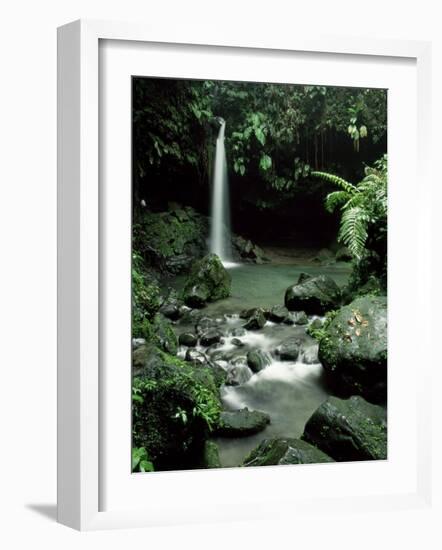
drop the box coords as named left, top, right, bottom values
left=312, top=155, right=387, bottom=260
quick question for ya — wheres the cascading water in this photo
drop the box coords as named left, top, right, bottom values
left=210, top=118, right=233, bottom=265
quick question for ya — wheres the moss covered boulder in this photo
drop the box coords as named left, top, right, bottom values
left=132, top=348, right=221, bottom=470
left=183, top=253, right=231, bottom=308
left=318, top=295, right=387, bottom=402
left=215, top=408, right=270, bottom=437
left=243, top=438, right=334, bottom=467
left=134, top=206, right=209, bottom=274
left=285, top=274, right=341, bottom=314
left=201, top=441, right=221, bottom=469
left=302, top=396, right=387, bottom=462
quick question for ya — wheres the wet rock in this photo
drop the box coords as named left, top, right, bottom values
left=215, top=408, right=270, bottom=437
left=178, top=332, right=197, bottom=347
left=285, top=274, right=341, bottom=314
left=185, top=348, right=208, bottom=365
left=302, top=395, right=387, bottom=461
left=293, top=311, right=309, bottom=325
left=232, top=235, right=269, bottom=264
left=183, top=253, right=231, bottom=307
left=159, top=303, right=181, bottom=320
left=184, top=285, right=210, bottom=308
left=335, top=246, right=352, bottom=262
left=299, top=343, right=319, bottom=364
left=243, top=308, right=266, bottom=330
left=247, top=349, right=272, bottom=373
left=231, top=338, right=245, bottom=347
left=132, top=344, right=164, bottom=376
left=151, top=313, right=178, bottom=355
left=314, top=248, right=335, bottom=265
left=319, top=295, right=387, bottom=402
left=231, top=327, right=246, bottom=337
left=200, top=329, right=223, bottom=347
left=201, top=440, right=221, bottom=469
left=277, top=337, right=302, bottom=361
left=225, top=364, right=253, bottom=386
left=297, top=272, right=311, bottom=285
left=243, top=438, right=334, bottom=467
left=200, top=331, right=222, bottom=349
left=268, top=305, right=290, bottom=323
left=195, top=316, right=219, bottom=335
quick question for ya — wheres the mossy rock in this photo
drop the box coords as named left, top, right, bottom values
left=318, top=295, right=387, bottom=402
left=243, top=438, right=334, bottom=467
left=247, top=349, right=271, bottom=373
left=132, top=348, right=222, bottom=470
left=285, top=274, right=341, bottom=314
left=132, top=261, right=162, bottom=335
left=183, top=253, right=231, bottom=307
left=134, top=207, right=209, bottom=274
left=302, top=395, right=387, bottom=462
left=201, top=440, right=221, bottom=469
left=243, top=308, right=266, bottom=330
left=215, top=408, right=270, bottom=437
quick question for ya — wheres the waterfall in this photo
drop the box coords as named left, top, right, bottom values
left=210, top=119, right=233, bottom=265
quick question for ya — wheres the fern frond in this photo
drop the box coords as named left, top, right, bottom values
left=324, top=190, right=350, bottom=213
left=311, top=171, right=358, bottom=194
left=338, top=206, right=368, bottom=260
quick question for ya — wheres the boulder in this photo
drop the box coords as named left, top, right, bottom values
left=132, top=343, right=164, bottom=376
left=302, top=395, right=387, bottom=462
left=225, top=364, right=253, bottom=386
left=200, top=329, right=223, bottom=347
left=243, top=308, right=266, bottom=330
left=232, top=235, right=269, bottom=264
left=335, top=246, right=352, bottom=262
left=247, top=349, right=272, bottom=373
left=215, top=409, right=270, bottom=437
left=268, top=305, right=290, bottom=323
left=195, top=316, right=219, bottom=335
left=185, top=348, right=207, bottom=365
left=293, top=311, right=309, bottom=325
left=243, top=438, right=334, bottom=467
left=134, top=206, right=209, bottom=275
left=285, top=274, right=341, bottom=314
left=277, top=337, right=302, bottom=361
left=178, top=332, right=197, bottom=347
left=132, top=348, right=221, bottom=470
left=318, top=296, right=387, bottom=402
left=151, top=313, right=178, bottom=355
left=314, top=248, right=335, bottom=265
left=231, top=338, right=245, bottom=347
left=183, top=253, right=231, bottom=307
left=201, top=440, right=221, bottom=469
left=159, top=288, right=183, bottom=320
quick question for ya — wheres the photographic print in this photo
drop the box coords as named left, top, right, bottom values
left=131, top=78, right=387, bottom=473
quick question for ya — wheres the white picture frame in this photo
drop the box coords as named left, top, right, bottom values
left=57, top=19, right=432, bottom=531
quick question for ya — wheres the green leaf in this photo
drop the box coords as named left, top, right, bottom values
left=239, top=165, right=246, bottom=176
left=254, top=127, right=266, bottom=146
left=259, top=154, right=272, bottom=171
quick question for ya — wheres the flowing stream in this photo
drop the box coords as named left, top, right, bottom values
left=209, top=119, right=233, bottom=264
left=173, top=262, right=351, bottom=468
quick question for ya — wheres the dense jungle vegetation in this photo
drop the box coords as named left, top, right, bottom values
left=132, top=78, right=388, bottom=473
